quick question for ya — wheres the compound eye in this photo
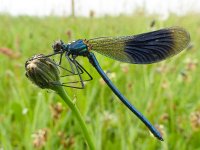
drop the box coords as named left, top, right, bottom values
left=52, top=40, right=63, bottom=52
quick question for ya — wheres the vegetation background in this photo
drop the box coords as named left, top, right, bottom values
left=0, top=12, right=199, bottom=149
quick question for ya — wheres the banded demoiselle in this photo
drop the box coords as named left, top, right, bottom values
left=46, top=27, right=190, bottom=141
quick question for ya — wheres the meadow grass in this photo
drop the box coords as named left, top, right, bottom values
left=0, top=13, right=200, bottom=150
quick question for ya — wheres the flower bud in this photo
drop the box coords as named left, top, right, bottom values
left=25, top=54, right=60, bottom=90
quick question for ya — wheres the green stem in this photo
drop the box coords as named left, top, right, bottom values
left=54, top=85, right=95, bottom=150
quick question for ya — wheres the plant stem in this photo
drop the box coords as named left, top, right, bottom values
left=54, top=85, right=95, bottom=150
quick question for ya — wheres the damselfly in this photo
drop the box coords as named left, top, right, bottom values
left=46, top=27, right=190, bottom=141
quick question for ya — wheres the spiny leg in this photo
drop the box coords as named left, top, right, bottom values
left=61, top=55, right=92, bottom=82
left=59, top=55, right=84, bottom=77
left=46, top=53, right=92, bottom=89
left=61, top=56, right=85, bottom=89
left=48, top=53, right=76, bottom=76
left=66, top=53, right=76, bottom=74
left=60, top=63, right=93, bottom=85
left=46, top=52, right=83, bottom=76
left=75, top=60, right=93, bottom=82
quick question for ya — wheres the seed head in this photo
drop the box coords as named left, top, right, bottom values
left=25, top=54, right=60, bottom=90
left=32, top=128, right=48, bottom=149
left=190, top=110, right=200, bottom=131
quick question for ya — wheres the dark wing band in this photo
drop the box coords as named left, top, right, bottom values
left=89, top=27, right=190, bottom=64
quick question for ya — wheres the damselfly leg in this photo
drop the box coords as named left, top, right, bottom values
left=46, top=53, right=93, bottom=89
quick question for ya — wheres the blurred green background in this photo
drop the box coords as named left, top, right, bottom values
left=0, top=13, right=200, bottom=150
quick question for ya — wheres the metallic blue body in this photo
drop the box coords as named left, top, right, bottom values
left=67, top=40, right=88, bottom=56
left=50, top=27, right=190, bottom=141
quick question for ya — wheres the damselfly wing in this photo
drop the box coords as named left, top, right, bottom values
left=88, top=27, right=190, bottom=64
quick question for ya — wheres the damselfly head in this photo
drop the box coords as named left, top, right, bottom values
left=52, top=40, right=64, bottom=53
